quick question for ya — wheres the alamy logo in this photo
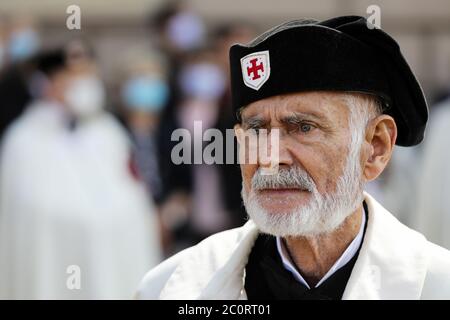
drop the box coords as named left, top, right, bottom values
left=66, top=265, right=81, bottom=290
left=66, top=5, right=81, bottom=30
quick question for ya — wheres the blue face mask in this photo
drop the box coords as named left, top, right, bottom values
left=122, top=76, right=169, bottom=113
left=167, top=12, right=205, bottom=51
left=179, top=63, right=226, bottom=101
left=8, top=29, right=40, bottom=62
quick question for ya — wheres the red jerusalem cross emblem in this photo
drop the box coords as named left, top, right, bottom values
left=240, top=50, right=270, bottom=90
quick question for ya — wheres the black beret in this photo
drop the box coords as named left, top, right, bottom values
left=229, top=16, right=428, bottom=146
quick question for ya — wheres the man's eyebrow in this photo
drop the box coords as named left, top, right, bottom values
left=241, top=115, right=268, bottom=128
left=241, top=111, right=328, bottom=128
left=280, top=111, right=328, bottom=124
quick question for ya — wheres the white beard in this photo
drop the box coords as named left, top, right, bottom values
left=242, top=142, right=365, bottom=237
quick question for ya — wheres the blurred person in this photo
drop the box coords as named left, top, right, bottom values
left=150, top=49, right=229, bottom=253
left=0, top=46, right=161, bottom=299
left=137, top=17, right=450, bottom=300
left=119, top=51, right=169, bottom=203
left=412, top=96, right=450, bottom=249
left=174, top=51, right=229, bottom=244
left=148, top=0, right=206, bottom=116
left=213, top=22, right=256, bottom=229
left=117, top=50, right=174, bottom=254
left=148, top=1, right=212, bottom=253
left=148, top=3, right=207, bottom=218
left=5, top=16, right=40, bottom=64
left=0, top=15, right=39, bottom=139
left=150, top=0, right=205, bottom=59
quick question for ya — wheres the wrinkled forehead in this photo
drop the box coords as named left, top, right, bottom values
left=239, top=91, right=350, bottom=125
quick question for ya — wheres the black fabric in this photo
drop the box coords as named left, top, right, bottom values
left=0, top=64, right=32, bottom=140
left=244, top=202, right=368, bottom=300
left=229, top=16, right=428, bottom=146
left=34, top=49, right=67, bottom=77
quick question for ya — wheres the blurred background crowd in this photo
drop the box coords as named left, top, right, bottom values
left=0, top=0, right=449, bottom=299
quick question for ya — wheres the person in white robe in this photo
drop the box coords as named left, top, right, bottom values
left=0, top=47, right=161, bottom=299
left=365, top=145, right=422, bottom=225
left=412, top=97, right=450, bottom=249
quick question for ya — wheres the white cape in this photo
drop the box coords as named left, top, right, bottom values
left=0, top=101, right=162, bottom=299
left=137, top=193, right=450, bottom=300
left=413, top=99, right=450, bottom=249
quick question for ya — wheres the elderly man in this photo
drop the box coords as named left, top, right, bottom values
left=136, top=16, right=450, bottom=299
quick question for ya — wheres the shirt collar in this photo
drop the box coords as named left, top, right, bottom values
left=276, top=207, right=367, bottom=289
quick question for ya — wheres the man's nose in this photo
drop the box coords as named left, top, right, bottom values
left=259, top=129, right=293, bottom=169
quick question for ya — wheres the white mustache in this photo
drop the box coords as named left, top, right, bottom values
left=251, top=166, right=316, bottom=192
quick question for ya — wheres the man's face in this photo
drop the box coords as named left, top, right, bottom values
left=237, top=91, right=365, bottom=236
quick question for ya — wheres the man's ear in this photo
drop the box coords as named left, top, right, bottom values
left=362, top=115, right=397, bottom=182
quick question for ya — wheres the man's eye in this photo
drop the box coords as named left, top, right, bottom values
left=299, top=123, right=313, bottom=133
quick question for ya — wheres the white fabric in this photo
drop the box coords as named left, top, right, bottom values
left=276, top=210, right=366, bottom=288
left=136, top=192, right=450, bottom=300
left=412, top=99, right=450, bottom=250
left=0, top=100, right=162, bottom=299
left=365, top=146, right=421, bottom=226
